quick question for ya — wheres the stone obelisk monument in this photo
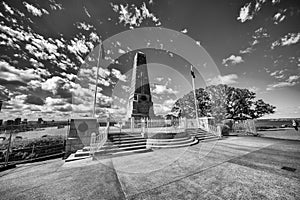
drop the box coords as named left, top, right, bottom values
left=126, top=52, right=155, bottom=120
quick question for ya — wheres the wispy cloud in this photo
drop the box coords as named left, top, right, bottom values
left=267, top=75, right=299, bottom=90
left=207, top=74, right=238, bottom=85
left=269, top=69, right=286, bottom=80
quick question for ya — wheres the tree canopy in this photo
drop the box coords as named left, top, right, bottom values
left=172, top=84, right=275, bottom=121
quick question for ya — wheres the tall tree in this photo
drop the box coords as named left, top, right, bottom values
left=226, top=87, right=256, bottom=120
left=250, top=99, right=276, bottom=119
left=206, top=84, right=229, bottom=122
left=173, top=88, right=211, bottom=118
left=172, top=84, right=276, bottom=121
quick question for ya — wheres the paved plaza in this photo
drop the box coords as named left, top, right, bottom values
left=1, top=136, right=299, bottom=200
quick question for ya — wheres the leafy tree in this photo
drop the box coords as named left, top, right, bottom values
left=173, top=88, right=211, bottom=118
left=250, top=99, right=276, bottom=119
left=206, top=84, right=229, bottom=122
left=172, top=84, right=276, bottom=121
left=226, top=87, right=256, bottom=120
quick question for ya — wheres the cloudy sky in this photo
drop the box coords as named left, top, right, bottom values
left=0, top=0, right=299, bottom=121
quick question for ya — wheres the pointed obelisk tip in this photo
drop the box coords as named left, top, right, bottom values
left=134, top=51, right=147, bottom=66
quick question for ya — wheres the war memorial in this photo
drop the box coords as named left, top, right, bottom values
left=64, top=51, right=221, bottom=162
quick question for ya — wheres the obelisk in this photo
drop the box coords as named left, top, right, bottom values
left=126, top=52, right=155, bottom=120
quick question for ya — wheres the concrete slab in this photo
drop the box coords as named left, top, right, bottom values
left=0, top=158, right=125, bottom=200
left=1, top=136, right=299, bottom=200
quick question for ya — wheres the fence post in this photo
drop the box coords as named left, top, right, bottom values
left=217, top=125, right=222, bottom=139
left=90, top=132, right=96, bottom=156
left=131, top=117, right=134, bottom=133
left=183, top=117, right=187, bottom=130
left=141, top=118, right=147, bottom=138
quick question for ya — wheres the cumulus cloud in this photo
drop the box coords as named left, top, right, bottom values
left=76, top=22, right=94, bottom=31
left=67, top=38, right=89, bottom=55
left=152, top=84, right=178, bottom=95
left=272, top=0, right=280, bottom=5
left=271, top=33, right=300, bottom=49
left=273, top=11, right=286, bottom=24
left=111, top=69, right=127, bottom=82
left=23, top=2, right=48, bottom=17
left=111, top=2, right=161, bottom=29
left=237, top=0, right=267, bottom=23
left=153, top=104, right=171, bottom=115
left=287, top=75, right=300, bottom=82
left=237, top=3, right=253, bottom=23
left=222, top=55, right=244, bottom=66
left=2, top=2, right=14, bottom=15
left=181, top=29, right=188, bottom=34
left=0, top=61, right=40, bottom=85
left=155, top=77, right=164, bottom=82
left=24, top=95, right=45, bottom=105
left=49, top=0, right=63, bottom=10
left=208, top=74, right=238, bottom=85
left=45, top=97, right=66, bottom=106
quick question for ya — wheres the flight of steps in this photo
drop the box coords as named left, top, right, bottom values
left=66, top=132, right=151, bottom=162
left=186, top=128, right=220, bottom=141
left=146, top=135, right=198, bottom=148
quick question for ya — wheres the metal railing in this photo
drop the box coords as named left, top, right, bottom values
left=90, top=123, right=109, bottom=156
left=232, top=120, right=257, bottom=135
left=207, top=124, right=222, bottom=138
left=0, top=136, right=65, bottom=166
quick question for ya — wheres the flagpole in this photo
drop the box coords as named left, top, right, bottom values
left=93, top=41, right=102, bottom=118
left=191, top=66, right=200, bottom=128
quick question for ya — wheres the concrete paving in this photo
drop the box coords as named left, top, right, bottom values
left=0, top=136, right=299, bottom=200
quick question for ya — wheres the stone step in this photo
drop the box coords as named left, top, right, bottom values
left=65, top=153, right=91, bottom=162
left=94, top=148, right=152, bottom=160
left=95, top=144, right=147, bottom=154
left=146, top=136, right=193, bottom=142
left=82, top=141, right=147, bottom=152
left=148, top=139, right=198, bottom=149
left=102, top=141, right=147, bottom=149
left=198, top=135, right=219, bottom=141
left=147, top=137, right=195, bottom=146
left=108, top=135, right=145, bottom=141
left=107, top=138, right=147, bottom=144
left=74, top=146, right=146, bottom=158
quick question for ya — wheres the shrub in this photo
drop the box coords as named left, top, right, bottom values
left=222, top=119, right=234, bottom=131
left=219, top=124, right=230, bottom=136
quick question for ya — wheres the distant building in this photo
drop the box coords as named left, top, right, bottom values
left=38, top=118, right=43, bottom=124
left=5, top=120, right=14, bottom=126
left=15, top=118, right=21, bottom=125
